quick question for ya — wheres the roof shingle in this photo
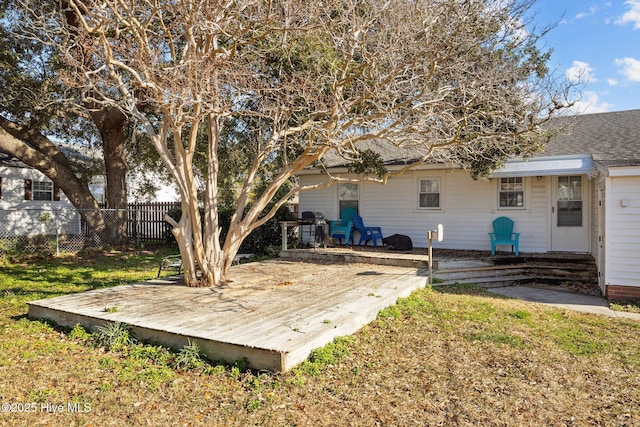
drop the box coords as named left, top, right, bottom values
left=542, top=109, right=640, bottom=166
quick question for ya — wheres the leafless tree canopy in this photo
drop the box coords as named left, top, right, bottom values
left=20, top=0, right=573, bottom=286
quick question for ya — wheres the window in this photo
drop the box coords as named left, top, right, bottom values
left=33, top=181, right=53, bottom=201
left=418, top=178, right=440, bottom=209
left=499, top=177, right=524, bottom=208
left=557, top=176, right=582, bottom=227
left=24, top=179, right=59, bottom=201
left=338, top=183, right=359, bottom=213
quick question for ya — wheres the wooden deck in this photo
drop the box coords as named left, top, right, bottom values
left=28, top=259, right=428, bottom=372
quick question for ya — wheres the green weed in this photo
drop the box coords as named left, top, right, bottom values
left=93, top=321, right=137, bottom=350
left=172, top=340, right=205, bottom=371
left=29, top=389, right=58, bottom=403
left=508, top=309, right=532, bottom=320
left=117, top=360, right=174, bottom=389
left=69, top=324, right=91, bottom=341
left=610, top=300, right=640, bottom=314
left=378, top=305, right=402, bottom=319
left=298, top=336, right=354, bottom=376
left=126, top=344, right=172, bottom=365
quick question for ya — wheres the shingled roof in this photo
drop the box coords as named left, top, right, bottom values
left=318, top=138, right=434, bottom=169
left=542, top=109, right=640, bottom=167
left=316, top=109, right=640, bottom=170
left=0, top=150, right=28, bottom=168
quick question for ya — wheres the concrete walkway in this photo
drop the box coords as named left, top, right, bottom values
left=487, top=286, right=640, bottom=320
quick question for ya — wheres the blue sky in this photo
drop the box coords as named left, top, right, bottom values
left=531, top=0, right=640, bottom=114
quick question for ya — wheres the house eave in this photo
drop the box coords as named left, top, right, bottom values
left=298, top=154, right=600, bottom=178
left=489, top=154, right=595, bottom=178
left=296, top=161, right=454, bottom=176
left=603, top=166, right=640, bottom=177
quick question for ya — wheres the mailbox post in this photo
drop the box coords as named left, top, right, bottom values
left=427, top=224, right=444, bottom=285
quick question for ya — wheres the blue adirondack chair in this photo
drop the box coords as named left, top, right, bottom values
left=329, top=208, right=357, bottom=245
left=489, top=216, right=520, bottom=256
left=353, top=214, right=383, bottom=247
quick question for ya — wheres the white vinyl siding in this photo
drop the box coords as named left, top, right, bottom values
left=0, top=167, right=69, bottom=207
left=0, top=165, right=78, bottom=236
left=299, top=169, right=551, bottom=252
left=298, top=176, right=336, bottom=219
left=605, top=176, right=640, bottom=288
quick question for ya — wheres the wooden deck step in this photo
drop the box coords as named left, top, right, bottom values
left=435, top=274, right=535, bottom=288
left=434, top=267, right=528, bottom=282
left=433, top=264, right=598, bottom=289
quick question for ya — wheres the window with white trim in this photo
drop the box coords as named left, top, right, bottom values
left=498, top=177, right=524, bottom=208
left=33, top=181, right=53, bottom=201
left=418, top=177, right=441, bottom=209
left=24, top=179, right=59, bottom=201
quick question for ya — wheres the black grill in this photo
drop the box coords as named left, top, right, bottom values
left=300, top=211, right=317, bottom=225
left=300, top=211, right=326, bottom=245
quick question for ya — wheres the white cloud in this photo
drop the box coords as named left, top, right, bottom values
left=576, top=6, right=599, bottom=20
left=615, top=57, right=640, bottom=81
left=616, top=0, right=640, bottom=29
left=565, top=61, right=597, bottom=84
left=607, top=78, right=619, bottom=86
left=569, top=92, right=613, bottom=115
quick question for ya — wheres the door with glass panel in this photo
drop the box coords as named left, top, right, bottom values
left=338, top=183, right=359, bottom=213
left=551, top=175, right=589, bottom=252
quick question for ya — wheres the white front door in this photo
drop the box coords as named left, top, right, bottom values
left=550, top=175, right=590, bottom=252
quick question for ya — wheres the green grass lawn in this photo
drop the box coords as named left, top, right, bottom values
left=1, top=250, right=639, bottom=426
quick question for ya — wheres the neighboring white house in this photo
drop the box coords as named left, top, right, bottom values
left=0, top=151, right=85, bottom=236
left=297, top=109, right=640, bottom=300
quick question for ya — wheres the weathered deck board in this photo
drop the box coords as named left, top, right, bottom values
left=280, top=248, right=435, bottom=268
left=28, top=259, right=428, bottom=372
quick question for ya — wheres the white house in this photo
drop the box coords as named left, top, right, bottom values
left=297, top=109, right=640, bottom=300
left=0, top=151, right=82, bottom=236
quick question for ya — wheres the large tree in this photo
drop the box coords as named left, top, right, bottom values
left=24, top=0, right=574, bottom=286
left=0, top=1, right=129, bottom=244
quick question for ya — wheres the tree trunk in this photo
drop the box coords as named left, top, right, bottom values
left=203, top=115, right=224, bottom=284
left=91, top=107, right=128, bottom=245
